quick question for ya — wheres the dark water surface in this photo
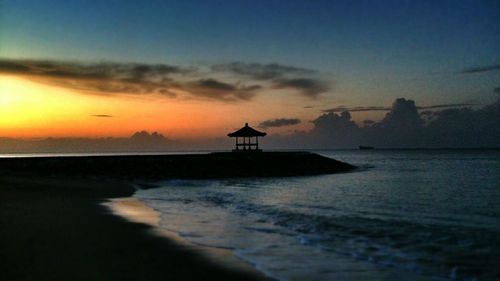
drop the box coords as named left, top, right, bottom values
left=135, top=150, right=500, bottom=281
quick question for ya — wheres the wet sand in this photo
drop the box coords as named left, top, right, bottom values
left=106, top=197, right=264, bottom=275
left=0, top=175, right=269, bottom=281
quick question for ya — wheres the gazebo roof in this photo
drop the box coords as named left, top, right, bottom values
left=228, top=123, right=267, bottom=137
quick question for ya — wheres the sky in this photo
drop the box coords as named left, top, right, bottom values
left=0, top=0, right=499, bottom=149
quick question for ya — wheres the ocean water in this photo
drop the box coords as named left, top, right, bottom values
left=134, top=150, right=500, bottom=281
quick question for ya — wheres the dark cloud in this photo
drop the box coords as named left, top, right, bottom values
left=323, top=103, right=476, bottom=113
left=307, top=111, right=360, bottom=147
left=494, top=87, right=500, bottom=94
left=458, top=63, right=500, bottom=74
left=0, top=58, right=334, bottom=102
left=271, top=97, right=500, bottom=148
left=130, top=131, right=170, bottom=144
left=324, top=106, right=389, bottom=113
left=423, top=99, right=500, bottom=147
left=211, top=62, right=315, bottom=80
left=259, top=118, right=301, bottom=129
left=2, top=97, right=498, bottom=151
left=273, top=78, right=330, bottom=98
left=0, top=58, right=189, bottom=96
left=0, top=58, right=188, bottom=80
left=0, top=58, right=268, bottom=101
left=311, top=111, right=357, bottom=133
left=193, top=78, right=237, bottom=91
left=185, top=78, right=262, bottom=101
left=39, top=77, right=178, bottom=96
left=379, top=98, right=424, bottom=130
left=0, top=60, right=32, bottom=73
left=418, top=103, right=477, bottom=110
left=0, top=131, right=172, bottom=153
left=212, top=61, right=331, bottom=99
left=90, top=114, right=113, bottom=118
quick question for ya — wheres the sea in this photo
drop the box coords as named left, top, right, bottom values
left=133, top=149, right=500, bottom=281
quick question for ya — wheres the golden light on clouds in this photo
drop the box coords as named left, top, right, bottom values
left=0, top=75, right=313, bottom=139
left=0, top=75, right=157, bottom=138
left=1, top=76, right=87, bottom=132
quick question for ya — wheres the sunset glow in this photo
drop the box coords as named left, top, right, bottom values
left=0, top=0, right=498, bottom=150
left=1, top=3, right=499, bottom=281
left=0, top=75, right=317, bottom=139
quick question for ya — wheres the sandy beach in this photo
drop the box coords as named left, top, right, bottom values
left=0, top=175, right=269, bottom=281
left=0, top=153, right=354, bottom=281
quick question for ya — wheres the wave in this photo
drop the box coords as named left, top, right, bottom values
left=135, top=159, right=500, bottom=281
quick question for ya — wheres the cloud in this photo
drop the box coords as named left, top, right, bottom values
left=3, top=97, right=499, bottom=151
left=458, top=63, right=500, bottom=74
left=306, top=111, right=360, bottom=147
left=324, top=106, right=390, bottom=113
left=274, top=96, right=500, bottom=148
left=211, top=62, right=316, bottom=80
left=0, top=60, right=32, bottom=73
left=0, top=58, right=189, bottom=80
left=423, top=99, right=500, bottom=147
left=259, top=118, right=301, bottom=129
left=0, top=58, right=190, bottom=96
left=323, top=103, right=476, bottom=113
left=130, top=130, right=170, bottom=144
left=185, top=78, right=262, bottom=101
left=212, top=61, right=331, bottom=99
left=90, top=114, right=113, bottom=118
left=191, top=78, right=236, bottom=91
left=272, top=78, right=330, bottom=98
left=0, top=131, right=172, bottom=153
left=0, top=58, right=269, bottom=101
left=378, top=98, right=424, bottom=131
left=0, top=58, right=334, bottom=101
left=311, top=111, right=358, bottom=134
left=417, top=103, right=477, bottom=110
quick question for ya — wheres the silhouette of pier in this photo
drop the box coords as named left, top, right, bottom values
left=0, top=152, right=356, bottom=180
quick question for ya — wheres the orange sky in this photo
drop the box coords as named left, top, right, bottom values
left=1, top=75, right=330, bottom=139
left=0, top=1, right=497, bottom=150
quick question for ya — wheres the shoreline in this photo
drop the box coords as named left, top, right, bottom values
left=0, top=175, right=269, bottom=281
left=0, top=152, right=355, bottom=280
left=105, top=197, right=268, bottom=279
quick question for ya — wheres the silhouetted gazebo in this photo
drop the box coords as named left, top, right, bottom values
left=227, top=123, right=266, bottom=151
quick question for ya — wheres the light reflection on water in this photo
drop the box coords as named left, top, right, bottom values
left=135, top=149, right=500, bottom=281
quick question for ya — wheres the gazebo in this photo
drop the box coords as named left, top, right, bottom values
left=227, top=123, right=266, bottom=151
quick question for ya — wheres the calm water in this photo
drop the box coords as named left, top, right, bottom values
left=134, top=150, right=500, bottom=281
